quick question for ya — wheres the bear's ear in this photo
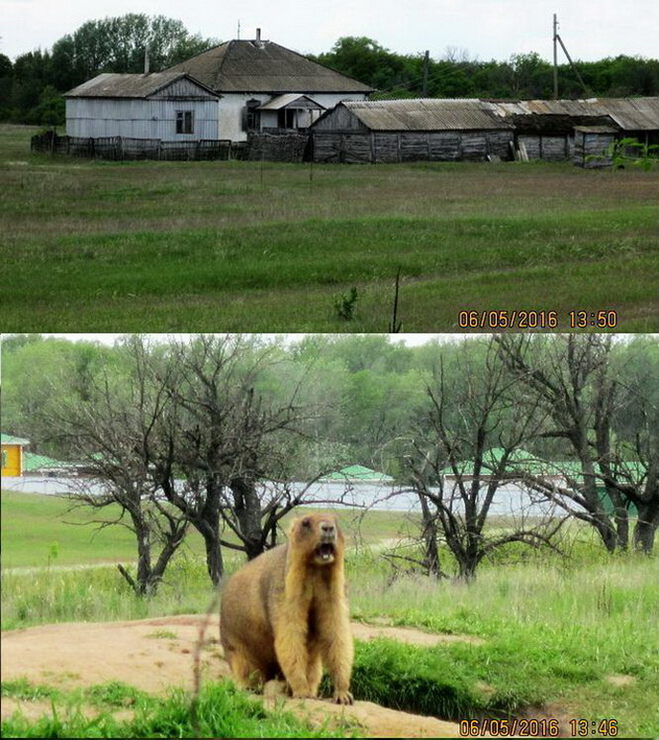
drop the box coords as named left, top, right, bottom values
left=289, top=517, right=309, bottom=536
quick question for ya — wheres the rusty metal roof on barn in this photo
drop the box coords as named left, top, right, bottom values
left=338, top=99, right=513, bottom=130
left=166, top=39, right=374, bottom=93
left=65, top=72, right=219, bottom=99
left=490, top=97, right=659, bottom=130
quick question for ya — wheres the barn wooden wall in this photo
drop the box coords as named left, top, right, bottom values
left=312, top=130, right=513, bottom=163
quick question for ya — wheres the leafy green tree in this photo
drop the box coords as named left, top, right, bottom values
left=1, top=335, right=112, bottom=457
left=50, top=14, right=217, bottom=86
left=4, top=15, right=217, bottom=122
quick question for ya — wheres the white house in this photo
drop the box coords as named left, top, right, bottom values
left=166, top=31, right=374, bottom=141
left=65, top=71, right=221, bottom=139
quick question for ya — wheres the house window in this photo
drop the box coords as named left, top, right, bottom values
left=176, top=110, right=194, bottom=134
left=244, top=99, right=261, bottom=131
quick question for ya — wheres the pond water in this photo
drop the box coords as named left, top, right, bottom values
left=4, top=475, right=565, bottom=517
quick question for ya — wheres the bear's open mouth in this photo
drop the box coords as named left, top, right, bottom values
left=316, top=542, right=336, bottom=561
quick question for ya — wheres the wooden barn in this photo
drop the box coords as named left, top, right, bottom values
left=310, top=99, right=514, bottom=163
left=493, top=97, right=659, bottom=163
left=65, top=71, right=221, bottom=140
left=310, top=96, right=658, bottom=166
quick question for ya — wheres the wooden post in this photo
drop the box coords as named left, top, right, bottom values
left=422, top=50, right=429, bottom=97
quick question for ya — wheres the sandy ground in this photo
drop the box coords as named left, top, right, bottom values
left=1, top=614, right=478, bottom=737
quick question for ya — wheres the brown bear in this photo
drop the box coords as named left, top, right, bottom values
left=219, top=512, right=354, bottom=704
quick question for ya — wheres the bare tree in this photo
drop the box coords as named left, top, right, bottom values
left=145, top=335, right=325, bottom=583
left=54, top=337, right=188, bottom=595
left=495, top=334, right=658, bottom=554
left=406, top=339, right=563, bottom=581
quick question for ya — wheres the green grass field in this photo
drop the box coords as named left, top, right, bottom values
left=1, top=124, right=658, bottom=331
left=2, top=489, right=658, bottom=736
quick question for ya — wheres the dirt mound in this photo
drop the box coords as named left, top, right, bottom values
left=1, top=614, right=471, bottom=737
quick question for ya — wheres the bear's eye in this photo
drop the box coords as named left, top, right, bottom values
left=302, top=518, right=311, bottom=528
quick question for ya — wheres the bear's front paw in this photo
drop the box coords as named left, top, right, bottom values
left=334, top=690, right=354, bottom=705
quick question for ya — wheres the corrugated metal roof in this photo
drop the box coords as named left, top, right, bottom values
left=320, top=97, right=659, bottom=132
left=341, top=99, right=513, bottom=131
left=491, top=98, right=659, bottom=130
left=257, top=93, right=325, bottom=110
left=588, top=97, right=659, bottom=130
left=166, top=39, right=374, bottom=93
left=23, top=452, right=70, bottom=472
left=65, top=72, right=219, bottom=99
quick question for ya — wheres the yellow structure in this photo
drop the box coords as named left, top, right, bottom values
left=1, top=434, right=30, bottom=477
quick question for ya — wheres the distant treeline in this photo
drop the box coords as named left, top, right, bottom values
left=313, top=37, right=659, bottom=101
left=1, top=17, right=658, bottom=126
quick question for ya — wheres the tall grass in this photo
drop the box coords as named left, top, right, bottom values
left=1, top=557, right=218, bottom=630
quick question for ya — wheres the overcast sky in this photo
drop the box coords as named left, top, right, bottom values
left=2, top=0, right=658, bottom=63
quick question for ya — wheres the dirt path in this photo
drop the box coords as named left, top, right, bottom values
left=1, top=614, right=476, bottom=737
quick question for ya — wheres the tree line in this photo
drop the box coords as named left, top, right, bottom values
left=315, top=37, right=659, bottom=101
left=2, top=333, right=658, bottom=591
left=0, top=14, right=217, bottom=125
left=1, top=15, right=658, bottom=125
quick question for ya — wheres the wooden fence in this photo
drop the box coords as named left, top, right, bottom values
left=246, top=130, right=310, bottom=162
left=31, top=131, right=235, bottom=161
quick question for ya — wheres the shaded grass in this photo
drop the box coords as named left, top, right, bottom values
left=1, top=680, right=342, bottom=738
left=1, top=124, right=658, bottom=331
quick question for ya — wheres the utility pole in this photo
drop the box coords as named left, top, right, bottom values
left=237, top=20, right=241, bottom=39
left=422, top=50, right=430, bottom=97
left=553, top=14, right=558, bottom=99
